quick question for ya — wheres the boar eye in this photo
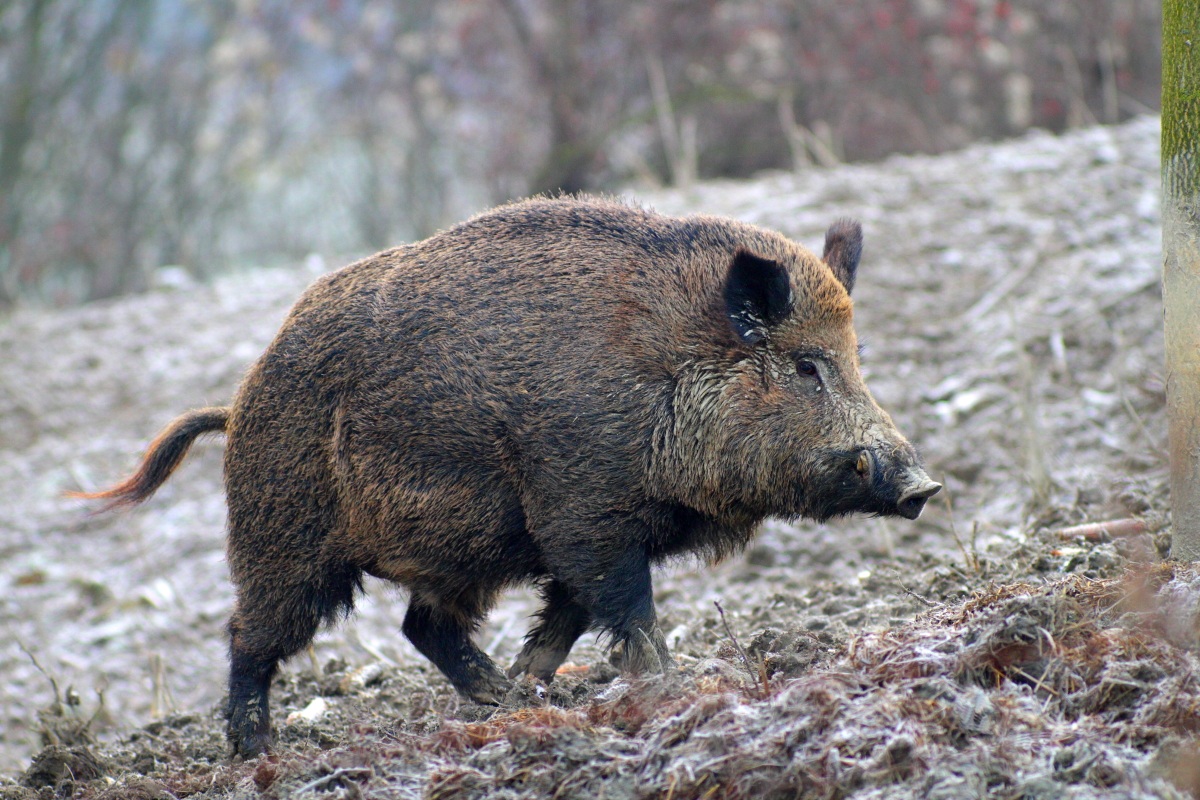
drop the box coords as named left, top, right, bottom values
left=796, top=359, right=818, bottom=378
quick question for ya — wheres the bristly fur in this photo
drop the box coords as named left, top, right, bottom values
left=79, top=196, right=935, bottom=758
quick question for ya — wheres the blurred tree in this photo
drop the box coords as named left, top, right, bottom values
left=1162, top=0, right=1200, bottom=561
left=0, top=0, right=1165, bottom=308
left=321, top=1, right=450, bottom=245
left=496, top=0, right=594, bottom=194
left=0, top=0, right=48, bottom=306
left=0, top=1, right=251, bottom=304
left=492, top=0, right=653, bottom=195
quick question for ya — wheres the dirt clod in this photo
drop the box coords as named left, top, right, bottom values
left=22, top=745, right=106, bottom=794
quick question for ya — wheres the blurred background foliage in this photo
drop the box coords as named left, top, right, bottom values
left=0, top=0, right=1160, bottom=307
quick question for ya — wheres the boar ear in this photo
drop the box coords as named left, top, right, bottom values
left=724, top=250, right=793, bottom=344
left=822, top=218, right=862, bottom=295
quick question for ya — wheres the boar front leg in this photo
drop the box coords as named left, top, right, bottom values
left=509, top=579, right=593, bottom=682
left=541, top=525, right=674, bottom=675
left=402, top=595, right=512, bottom=704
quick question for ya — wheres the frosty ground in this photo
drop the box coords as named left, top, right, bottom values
left=3, top=115, right=1196, bottom=798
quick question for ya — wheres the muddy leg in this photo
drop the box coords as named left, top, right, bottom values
left=225, top=637, right=280, bottom=760
left=402, top=597, right=512, bottom=704
left=508, top=580, right=593, bottom=682
left=225, top=568, right=359, bottom=758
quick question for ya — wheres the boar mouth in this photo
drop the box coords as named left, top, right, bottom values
left=800, top=448, right=941, bottom=522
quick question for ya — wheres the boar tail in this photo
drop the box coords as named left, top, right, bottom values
left=69, top=407, right=230, bottom=511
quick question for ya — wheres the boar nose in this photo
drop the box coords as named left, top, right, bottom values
left=897, top=479, right=941, bottom=520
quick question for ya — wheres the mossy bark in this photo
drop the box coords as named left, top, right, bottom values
left=1163, top=0, right=1200, bottom=560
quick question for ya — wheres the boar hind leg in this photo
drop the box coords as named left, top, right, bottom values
left=508, top=580, right=592, bottom=682
left=402, top=595, right=512, bottom=704
left=226, top=566, right=360, bottom=758
left=225, top=641, right=277, bottom=760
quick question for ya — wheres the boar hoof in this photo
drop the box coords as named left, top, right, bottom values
left=229, top=727, right=272, bottom=761
left=227, top=689, right=273, bottom=760
left=459, top=665, right=515, bottom=706
left=508, top=647, right=570, bottom=683
left=237, top=734, right=271, bottom=760
left=612, top=627, right=675, bottom=674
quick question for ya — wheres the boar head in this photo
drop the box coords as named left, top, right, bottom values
left=660, top=219, right=940, bottom=525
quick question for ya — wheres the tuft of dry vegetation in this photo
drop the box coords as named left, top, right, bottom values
left=10, top=545, right=1197, bottom=799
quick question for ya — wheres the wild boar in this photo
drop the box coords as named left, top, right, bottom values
left=79, top=196, right=940, bottom=757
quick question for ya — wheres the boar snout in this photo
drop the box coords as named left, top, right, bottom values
left=853, top=447, right=941, bottom=520
left=896, top=476, right=942, bottom=520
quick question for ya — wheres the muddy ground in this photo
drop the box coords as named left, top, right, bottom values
left=3, top=115, right=1197, bottom=799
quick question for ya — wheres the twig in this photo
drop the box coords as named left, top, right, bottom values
left=1014, top=318, right=1054, bottom=509
left=1118, top=390, right=1167, bottom=460
left=1056, top=518, right=1147, bottom=542
left=963, top=245, right=1042, bottom=324
left=150, top=652, right=175, bottom=719
left=1010, top=665, right=1061, bottom=698
left=18, top=640, right=62, bottom=705
left=876, top=517, right=895, bottom=559
left=349, top=629, right=398, bottom=667
left=713, top=601, right=768, bottom=699
left=20, top=639, right=100, bottom=745
left=970, top=521, right=981, bottom=569
left=1106, top=322, right=1169, bottom=460
left=898, top=585, right=939, bottom=609
left=85, top=683, right=109, bottom=735
left=637, top=628, right=664, bottom=675
left=485, top=614, right=517, bottom=657
left=307, top=644, right=323, bottom=679
left=940, top=478, right=980, bottom=573
left=293, top=767, right=371, bottom=796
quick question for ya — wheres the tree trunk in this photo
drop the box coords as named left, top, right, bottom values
left=0, top=0, right=50, bottom=306
left=1163, top=0, right=1200, bottom=561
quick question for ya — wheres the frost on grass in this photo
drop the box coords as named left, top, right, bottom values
left=19, top=556, right=1197, bottom=800
left=438, top=567, right=1200, bottom=800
